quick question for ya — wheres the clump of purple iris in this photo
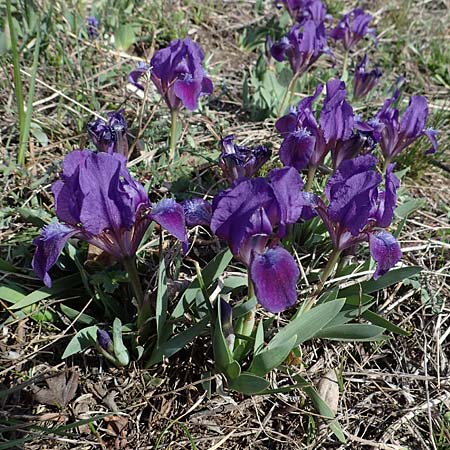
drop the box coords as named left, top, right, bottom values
left=375, top=91, right=438, bottom=167
left=32, top=150, right=188, bottom=288
left=219, top=135, right=272, bottom=184
left=88, top=110, right=129, bottom=158
left=86, top=16, right=99, bottom=40
left=330, top=8, right=375, bottom=51
left=313, top=154, right=401, bottom=279
left=271, top=20, right=329, bottom=78
left=353, top=55, right=382, bottom=100
left=128, top=38, right=213, bottom=112
left=211, top=167, right=315, bottom=313
left=276, top=79, right=377, bottom=186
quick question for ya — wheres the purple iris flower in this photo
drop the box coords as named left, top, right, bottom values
left=211, top=167, right=315, bottom=313
left=86, top=16, right=99, bottom=40
left=274, top=0, right=308, bottom=19
left=183, top=198, right=212, bottom=227
left=330, top=8, right=375, bottom=51
left=97, top=329, right=113, bottom=352
left=271, top=20, right=329, bottom=77
left=276, top=80, right=357, bottom=171
left=353, top=55, right=382, bottom=100
left=219, top=135, right=272, bottom=184
left=314, top=154, right=402, bottom=279
left=128, top=38, right=213, bottom=111
left=88, top=110, right=129, bottom=158
left=32, top=150, right=188, bottom=287
left=376, top=91, right=438, bottom=162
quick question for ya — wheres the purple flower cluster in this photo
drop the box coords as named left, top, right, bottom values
left=129, top=38, right=213, bottom=112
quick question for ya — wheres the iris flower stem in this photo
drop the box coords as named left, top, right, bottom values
left=382, top=157, right=391, bottom=174
left=123, top=257, right=149, bottom=331
left=277, top=72, right=299, bottom=119
left=342, top=50, right=349, bottom=83
left=305, top=165, right=317, bottom=191
left=303, top=248, right=341, bottom=313
left=169, top=109, right=179, bottom=162
left=241, top=273, right=256, bottom=339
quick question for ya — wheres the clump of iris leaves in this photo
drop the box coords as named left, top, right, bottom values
left=5, top=0, right=440, bottom=443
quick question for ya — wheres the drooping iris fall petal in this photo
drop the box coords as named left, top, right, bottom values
left=369, top=231, right=402, bottom=279
left=250, top=246, right=299, bottom=313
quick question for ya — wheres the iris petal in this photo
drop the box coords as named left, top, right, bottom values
left=369, top=231, right=402, bottom=279
left=250, top=246, right=299, bottom=313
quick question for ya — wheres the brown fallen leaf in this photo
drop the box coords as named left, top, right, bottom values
left=33, top=369, right=79, bottom=408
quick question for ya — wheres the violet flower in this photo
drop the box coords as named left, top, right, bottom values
left=88, top=110, right=129, bottom=158
left=274, top=0, right=309, bottom=19
left=97, top=329, right=113, bottom=352
left=128, top=38, right=213, bottom=112
left=86, top=16, right=99, bottom=40
left=330, top=8, right=375, bottom=51
left=271, top=20, right=329, bottom=77
left=314, top=154, right=401, bottom=279
left=32, top=150, right=188, bottom=287
left=376, top=91, right=438, bottom=163
left=219, top=135, right=272, bottom=184
left=276, top=80, right=358, bottom=174
left=353, top=55, right=382, bottom=100
left=211, top=167, right=314, bottom=313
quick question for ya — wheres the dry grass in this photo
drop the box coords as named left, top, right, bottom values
left=1, top=0, right=449, bottom=449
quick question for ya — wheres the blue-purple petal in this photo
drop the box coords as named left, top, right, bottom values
left=369, top=231, right=402, bottom=279
left=32, top=222, right=78, bottom=288
left=150, top=199, right=188, bottom=252
left=250, top=246, right=299, bottom=313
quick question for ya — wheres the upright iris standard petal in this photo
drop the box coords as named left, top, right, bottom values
left=353, top=55, right=382, bottom=100
left=150, top=199, right=188, bottom=252
left=373, top=163, right=400, bottom=228
left=32, top=222, right=79, bottom=288
left=268, top=167, right=309, bottom=232
left=211, top=178, right=276, bottom=255
left=320, top=79, right=354, bottom=146
left=183, top=198, right=212, bottom=227
left=326, top=155, right=381, bottom=237
left=250, top=246, right=299, bottom=313
left=369, top=231, right=402, bottom=279
left=279, top=128, right=316, bottom=171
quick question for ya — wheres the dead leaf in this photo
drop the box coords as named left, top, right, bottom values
left=317, top=369, right=340, bottom=415
left=33, top=369, right=79, bottom=408
left=86, top=244, right=117, bottom=267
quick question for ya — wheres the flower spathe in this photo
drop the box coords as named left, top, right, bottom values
left=128, top=38, right=213, bottom=111
left=32, top=150, right=188, bottom=287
